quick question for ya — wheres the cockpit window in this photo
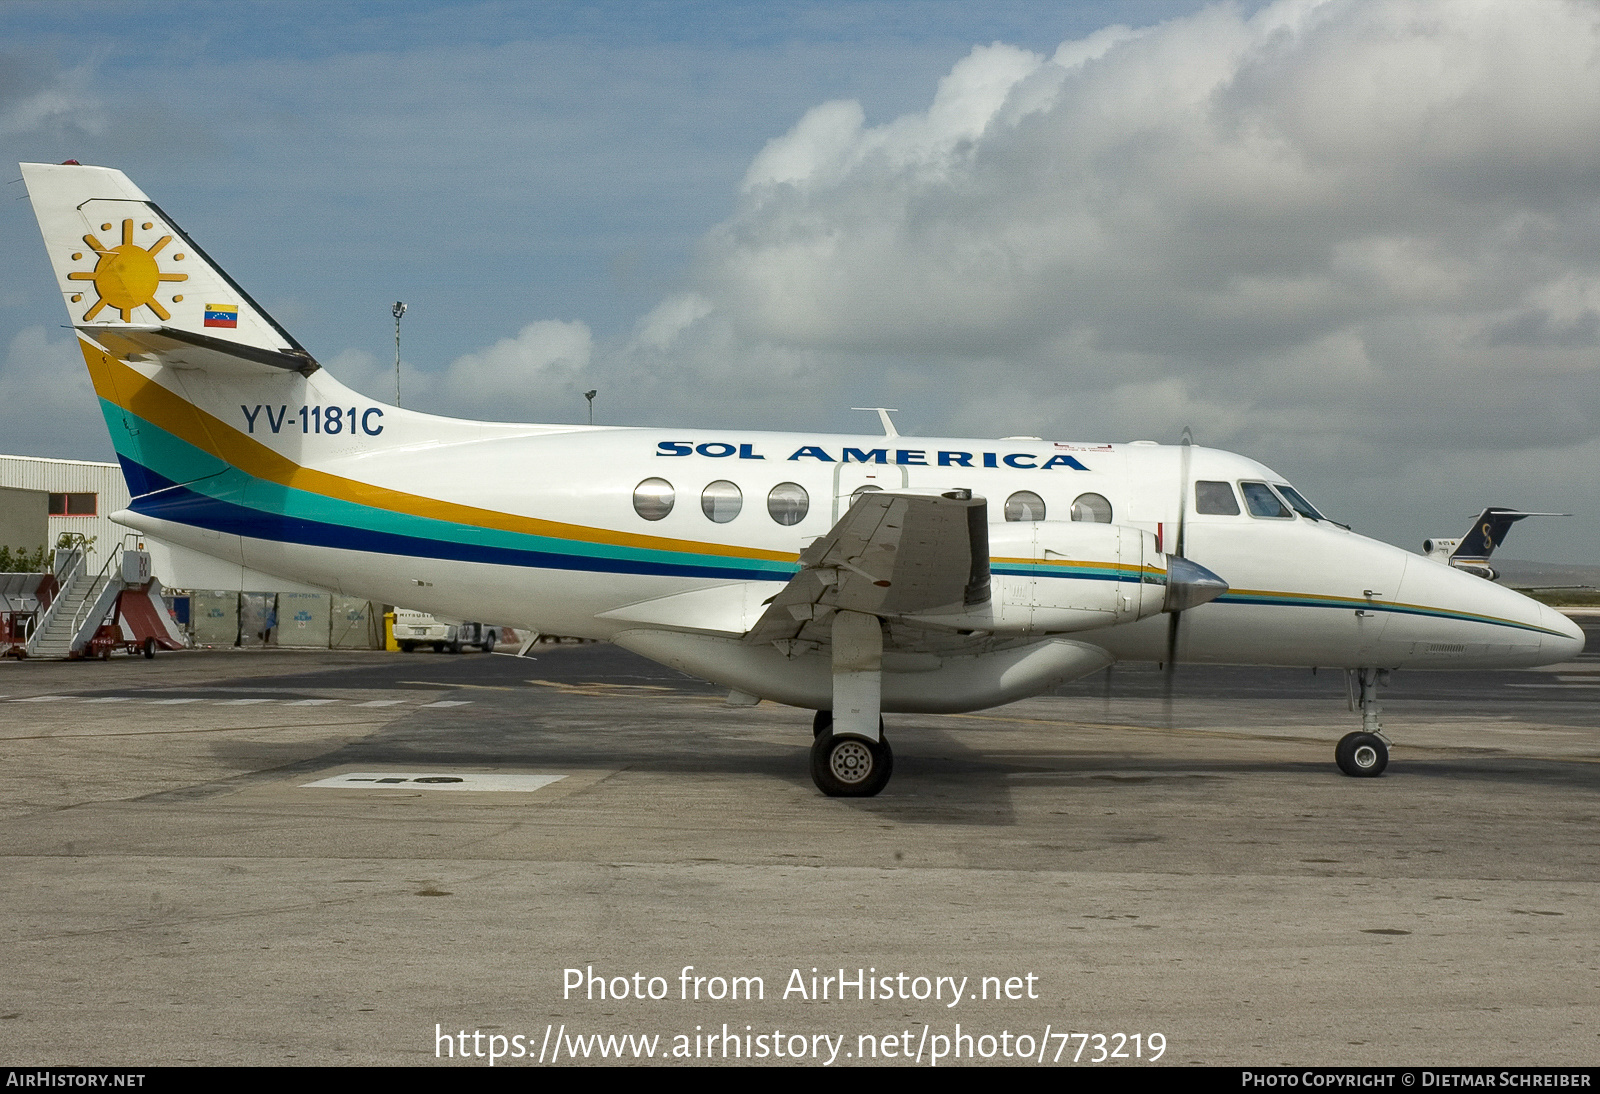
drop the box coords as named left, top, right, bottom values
left=1194, top=481, right=1240, bottom=516
left=1239, top=481, right=1292, bottom=519
left=1274, top=483, right=1326, bottom=522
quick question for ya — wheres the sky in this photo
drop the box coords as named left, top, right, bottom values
left=3, top=0, right=1599, bottom=562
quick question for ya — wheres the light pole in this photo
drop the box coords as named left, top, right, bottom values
left=584, top=389, right=597, bottom=425
left=392, top=301, right=407, bottom=407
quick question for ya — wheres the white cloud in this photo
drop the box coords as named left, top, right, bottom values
left=663, top=0, right=1600, bottom=474
left=331, top=320, right=594, bottom=422
left=0, top=327, right=111, bottom=460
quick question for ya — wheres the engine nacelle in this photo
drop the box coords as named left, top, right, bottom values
left=906, top=522, right=1171, bottom=636
left=1423, top=537, right=1460, bottom=561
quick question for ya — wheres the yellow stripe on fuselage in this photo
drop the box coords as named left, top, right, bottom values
left=80, top=340, right=799, bottom=563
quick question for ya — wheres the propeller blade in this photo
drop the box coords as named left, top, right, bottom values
left=1165, top=428, right=1196, bottom=723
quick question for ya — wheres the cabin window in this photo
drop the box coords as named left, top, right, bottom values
left=1004, top=490, right=1046, bottom=522
left=701, top=480, right=742, bottom=523
left=1239, top=481, right=1292, bottom=519
left=633, top=478, right=675, bottom=521
left=1070, top=492, right=1113, bottom=523
left=1274, top=483, right=1326, bottom=522
left=48, top=492, right=96, bottom=516
left=1194, top=481, right=1240, bottom=516
left=767, top=482, right=809, bottom=526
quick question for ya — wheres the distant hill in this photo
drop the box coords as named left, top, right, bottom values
left=1492, top=558, right=1600, bottom=591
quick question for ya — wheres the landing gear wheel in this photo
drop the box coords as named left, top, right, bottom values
left=142, top=637, right=156, bottom=660
left=812, top=710, right=832, bottom=738
left=1336, top=732, right=1388, bottom=778
left=810, top=731, right=893, bottom=797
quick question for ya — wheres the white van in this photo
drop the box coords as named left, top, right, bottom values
left=393, top=610, right=498, bottom=653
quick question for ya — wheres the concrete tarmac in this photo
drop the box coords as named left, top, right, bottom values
left=1, top=633, right=1597, bottom=1067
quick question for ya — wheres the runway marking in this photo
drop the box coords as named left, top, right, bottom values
left=301, top=771, right=564, bottom=792
left=2, top=695, right=472, bottom=708
left=526, top=679, right=678, bottom=697
left=401, top=680, right=515, bottom=691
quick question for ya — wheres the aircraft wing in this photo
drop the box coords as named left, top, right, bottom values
left=743, top=489, right=990, bottom=645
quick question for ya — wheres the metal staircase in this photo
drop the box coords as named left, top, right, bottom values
left=24, top=537, right=124, bottom=660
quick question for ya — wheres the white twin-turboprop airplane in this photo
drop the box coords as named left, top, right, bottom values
left=21, top=161, right=1586, bottom=796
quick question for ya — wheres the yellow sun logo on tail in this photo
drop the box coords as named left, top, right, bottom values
left=67, top=218, right=188, bottom=322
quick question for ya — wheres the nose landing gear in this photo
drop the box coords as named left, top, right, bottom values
left=1337, top=667, right=1391, bottom=777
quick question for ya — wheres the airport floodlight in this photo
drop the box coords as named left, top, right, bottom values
left=393, top=301, right=407, bottom=406
left=585, top=389, right=598, bottom=425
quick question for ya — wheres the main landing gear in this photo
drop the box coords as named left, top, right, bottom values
left=1336, top=667, right=1390, bottom=777
left=809, top=610, right=894, bottom=797
left=810, top=722, right=894, bottom=797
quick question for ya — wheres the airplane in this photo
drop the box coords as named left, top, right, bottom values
left=1423, top=507, right=1567, bottom=582
left=19, top=161, right=1586, bottom=797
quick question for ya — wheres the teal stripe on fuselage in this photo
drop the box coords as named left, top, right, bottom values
left=113, top=406, right=796, bottom=577
left=991, top=563, right=1132, bottom=582
left=99, top=396, right=229, bottom=485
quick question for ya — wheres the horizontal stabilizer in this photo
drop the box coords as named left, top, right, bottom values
left=76, top=324, right=318, bottom=375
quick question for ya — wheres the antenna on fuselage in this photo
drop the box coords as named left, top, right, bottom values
left=851, top=408, right=900, bottom=438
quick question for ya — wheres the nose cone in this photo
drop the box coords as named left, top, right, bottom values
left=1537, top=603, right=1587, bottom=663
left=1164, top=556, right=1229, bottom=613
left=1393, top=555, right=1588, bottom=669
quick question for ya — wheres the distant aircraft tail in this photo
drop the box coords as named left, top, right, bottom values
left=1423, top=507, right=1568, bottom=581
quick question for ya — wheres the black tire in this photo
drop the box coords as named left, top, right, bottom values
left=449, top=641, right=462, bottom=654
left=1336, top=732, right=1388, bottom=777
left=432, top=643, right=444, bottom=653
left=483, top=631, right=496, bottom=653
left=812, top=710, right=832, bottom=738
left=810, top=731, right=893, bottom=797
left=142, top=637, right=156, bottom=660
left=400, top=642, right=415, bottom=653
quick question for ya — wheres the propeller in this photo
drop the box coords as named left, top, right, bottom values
left=1162, top=428, right=1228, bottom=721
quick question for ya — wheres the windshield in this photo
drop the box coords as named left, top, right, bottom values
left=1274, top=483, right=1328, bottom=523
left=1239, top=481, right=1291, bottom=519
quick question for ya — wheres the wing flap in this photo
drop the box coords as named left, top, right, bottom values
left=745, top=490, right=988, bottom=645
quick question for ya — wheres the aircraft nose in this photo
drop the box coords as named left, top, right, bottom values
left=1538, top=604, right=1587, bottom=662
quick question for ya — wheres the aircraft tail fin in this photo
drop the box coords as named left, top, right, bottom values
left=21, top=161, right=313, bottom=369
left=1424, top=508, right=1569, bottom=581
left=1452, top=508, right=1562, bottom=564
